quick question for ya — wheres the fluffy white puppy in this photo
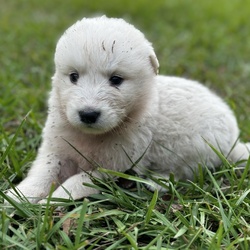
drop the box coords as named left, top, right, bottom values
left=6, top=16, right=250, bottom=203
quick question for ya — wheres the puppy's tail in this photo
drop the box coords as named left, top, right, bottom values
left=229, top=141, right=250, bottom=165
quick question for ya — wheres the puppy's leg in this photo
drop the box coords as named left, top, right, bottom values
left=5, top=151, right=61, bottom=204
left=229, top=142, right=250, bottom=171
left=229, top=142, right=250, bottom=161
left=40, top=171, right=100, bottom=202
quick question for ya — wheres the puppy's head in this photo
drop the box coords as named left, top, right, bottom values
left=52, top=16, right=159, bottom=134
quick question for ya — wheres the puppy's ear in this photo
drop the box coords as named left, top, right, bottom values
left=149, top=53, right=159, bottom=75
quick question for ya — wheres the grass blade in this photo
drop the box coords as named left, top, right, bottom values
left=145, top=189, right=158, bottom=224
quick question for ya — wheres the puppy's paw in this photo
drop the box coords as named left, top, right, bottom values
left=4, top=186, right=46, bottom=204
left=46, top=172, right=100, bottom=201
left=4, top=191, right=31, bottom=205
left=37, top=199, right=49, bottom=205
left=4, top=189, right=23, bottom=204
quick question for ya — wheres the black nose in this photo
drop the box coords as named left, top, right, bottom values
left=78, top=110, right=101, bottom=124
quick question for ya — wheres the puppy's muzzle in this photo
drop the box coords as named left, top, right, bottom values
left=78, top=110, right=101, bottom=124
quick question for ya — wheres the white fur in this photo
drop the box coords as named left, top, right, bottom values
left=6, top=16, right=249, bottom=203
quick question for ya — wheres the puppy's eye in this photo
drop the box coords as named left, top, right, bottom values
left=109, top=75, right=124, bottom=87
left=69, top=72, right=79, bottom=84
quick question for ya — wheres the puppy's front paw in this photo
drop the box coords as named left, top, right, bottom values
left=4, top=190, right=35, bottom=205
left=45, top=172, right=100, bottom=201
left=4, top=186, right=46, bottom=204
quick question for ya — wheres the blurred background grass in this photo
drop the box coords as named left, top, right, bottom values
left=1, top=0, right=250, bottom=139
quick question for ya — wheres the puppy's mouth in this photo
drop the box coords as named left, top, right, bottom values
left=80, top=125, right=105, bottom=134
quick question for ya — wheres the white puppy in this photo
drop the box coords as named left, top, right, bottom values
left=6, top=16, right=250, bottom=203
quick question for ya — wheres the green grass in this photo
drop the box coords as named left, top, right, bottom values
left=1, top=0, right=250, bottom=249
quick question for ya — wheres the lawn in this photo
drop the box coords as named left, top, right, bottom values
left=1, top=0, right=250, bottom=249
